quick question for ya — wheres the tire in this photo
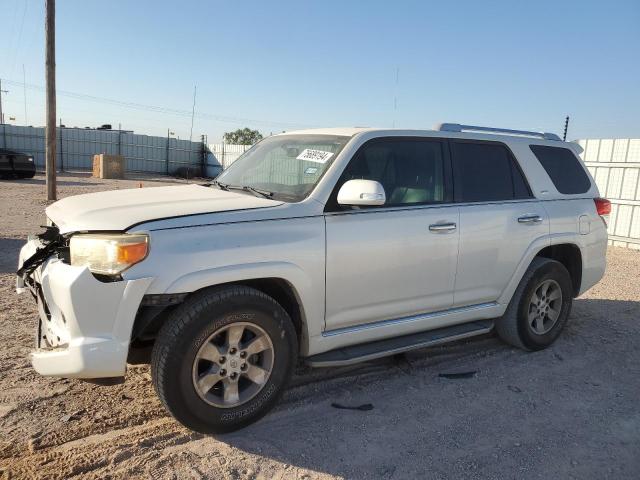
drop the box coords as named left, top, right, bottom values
left=151, top=285, right=298, bottom=433
left=495, top=257, right=573, bottom=351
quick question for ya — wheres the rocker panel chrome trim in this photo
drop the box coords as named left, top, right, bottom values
left=322, top=302, right=498, bottom=337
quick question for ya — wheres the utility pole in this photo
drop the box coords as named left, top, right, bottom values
left=563, top=115, right=570, bottom=141
left=0, top=78, right=8, bottom=124
left=45, top=0, right=57, bottom=201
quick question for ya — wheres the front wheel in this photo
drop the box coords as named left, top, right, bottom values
left=151, top=286, right=298, bottom=433
left=495, top=257, right=573, bottom=351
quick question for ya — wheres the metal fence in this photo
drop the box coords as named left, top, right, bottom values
left=578, top=138, right=640, bottom=249
left=208, top=143, right=251, bottom=170
left=1, top=124, right=207, bottom=175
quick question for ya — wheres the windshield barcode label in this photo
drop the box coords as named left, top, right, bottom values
left=296, top=149, right=334, bottom=163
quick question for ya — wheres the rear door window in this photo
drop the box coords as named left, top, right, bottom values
left=451, top=141, right=532, bottom=202
left=529, top=145, right=591, bottom=194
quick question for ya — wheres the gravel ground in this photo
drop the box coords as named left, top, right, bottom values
left=0, top=173, right=639, bottom=479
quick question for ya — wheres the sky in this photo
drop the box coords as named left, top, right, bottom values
left=0, top=0, right=639, bottom=142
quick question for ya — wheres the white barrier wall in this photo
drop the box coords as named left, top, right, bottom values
left=208, top=143, right=251, bottom=170
left=578, top=138, right=640, bottom=249
left=1, top=124, right=206, bottom=175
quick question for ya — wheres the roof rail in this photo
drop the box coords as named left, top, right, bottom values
left=435, top=123, right=562, bottom=141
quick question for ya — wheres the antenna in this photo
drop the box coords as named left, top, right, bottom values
left=563, top=115, right=570, bottom=141
left=23, top=64, right=28, bottom=125
left=189, top=85, right=197, bottom=143
left=392, top=67, right=399, bottom=128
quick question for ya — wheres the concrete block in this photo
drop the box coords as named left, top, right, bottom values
left=92, top=154, right=125, bottom=179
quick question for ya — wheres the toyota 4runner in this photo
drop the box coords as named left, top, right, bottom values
left=16, top=124, right=609, bottom=432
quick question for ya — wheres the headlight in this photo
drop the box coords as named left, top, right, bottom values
left=70, top=233, right=149, bottom=275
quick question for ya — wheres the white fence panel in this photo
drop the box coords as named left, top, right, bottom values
left=208, top=143, right=251, bottom=170
left=1, top=124, right=206, bottom=175
left=578, top=138, right=640, bottom=249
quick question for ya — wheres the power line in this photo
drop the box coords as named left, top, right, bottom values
left=11, top=0, right=28, bottom=75
left=0, top=78, right=315, bottom=129
left=4, top=0, right=20, bottom=67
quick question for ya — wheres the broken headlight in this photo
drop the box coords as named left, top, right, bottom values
left=70, top=233, right=149, bottom=275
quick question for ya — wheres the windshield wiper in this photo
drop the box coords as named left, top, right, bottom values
left=210, top=180, right=230, bottom=191
left=212, top=181, right=274, bottom=199
left=243, top=186, right=274, bottom=199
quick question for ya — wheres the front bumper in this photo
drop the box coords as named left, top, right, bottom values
left=17, top=239, right=152, bottom=378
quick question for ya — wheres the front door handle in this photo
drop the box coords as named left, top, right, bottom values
left=518, top=214, right=543, bottom=224
left=429, top=222, right=457, bottom=232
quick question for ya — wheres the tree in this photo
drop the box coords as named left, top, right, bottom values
left=223, top=128, right=263, bottom=145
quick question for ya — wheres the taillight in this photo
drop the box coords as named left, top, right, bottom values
left=594, top=197, right=611, bottom=226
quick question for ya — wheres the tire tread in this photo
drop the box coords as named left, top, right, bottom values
left=151, top=285, right=295, bottom=431
left=495, top=257, right=562, bottom=350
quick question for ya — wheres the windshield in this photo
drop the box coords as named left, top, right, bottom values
left=214, top=134, right=351, bottom=202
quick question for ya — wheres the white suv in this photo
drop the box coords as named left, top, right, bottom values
left=17, top=124, right=609, bottom=432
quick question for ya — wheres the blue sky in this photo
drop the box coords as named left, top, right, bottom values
left=1, top=0, right=638, bottom=141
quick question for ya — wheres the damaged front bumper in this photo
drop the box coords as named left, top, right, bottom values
left=17, top=237, right=153, bottom=378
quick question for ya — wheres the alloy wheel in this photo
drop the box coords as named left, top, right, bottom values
left=192, top=322, right=274, bottom=408
left=527, top=279, right=563, bottom=335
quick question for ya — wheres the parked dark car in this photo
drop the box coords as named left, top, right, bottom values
left=0, top=149, right=36, bottom=179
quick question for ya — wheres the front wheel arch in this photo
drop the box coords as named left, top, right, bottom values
left=129, top=277, right=309, bottom=360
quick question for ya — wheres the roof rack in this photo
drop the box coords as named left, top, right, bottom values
left=435, top=123, right=562, bottom=141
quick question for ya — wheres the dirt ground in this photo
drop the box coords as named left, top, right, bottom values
left=1, top=173, right=639, bottom=479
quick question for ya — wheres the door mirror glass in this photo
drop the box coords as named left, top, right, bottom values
left=337, top=179, right=386, bottom=206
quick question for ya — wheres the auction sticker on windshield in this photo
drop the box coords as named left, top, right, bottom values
left=296, top=149, right=334, bottom=164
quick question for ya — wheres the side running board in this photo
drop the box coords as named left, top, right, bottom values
left=307, top=320, right=494, bottom=367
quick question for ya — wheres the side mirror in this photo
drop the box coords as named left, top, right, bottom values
left=337, top=179, right=386, bottom=206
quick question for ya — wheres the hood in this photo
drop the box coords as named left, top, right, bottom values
left=46, top=184, right=283, bottom=233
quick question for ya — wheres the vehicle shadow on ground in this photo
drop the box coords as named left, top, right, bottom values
left=209, top=297, right=640, bottom=479
left=0, top=238, right=25, bottom=274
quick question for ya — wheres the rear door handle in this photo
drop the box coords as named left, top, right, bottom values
left=518, top=214, right=542, bottom=224
left=429, top=222, right=457, bottom=232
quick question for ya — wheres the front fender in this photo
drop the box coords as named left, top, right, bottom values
left=165, top=261, right=310, bottom=295
left=164, top=261, right=322, bottom=351
left=124, top=216, right=326, bottom=348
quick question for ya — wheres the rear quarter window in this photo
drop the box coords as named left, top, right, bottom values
left=529, top=145, right=591, bottom=194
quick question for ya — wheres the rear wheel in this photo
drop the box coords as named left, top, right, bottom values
left=151, top=285, right=297, bottom=433
left=495, top=257, right=573, bottom=350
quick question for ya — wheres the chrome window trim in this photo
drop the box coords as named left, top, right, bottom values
left=324, top=198, right=540, bottom=217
